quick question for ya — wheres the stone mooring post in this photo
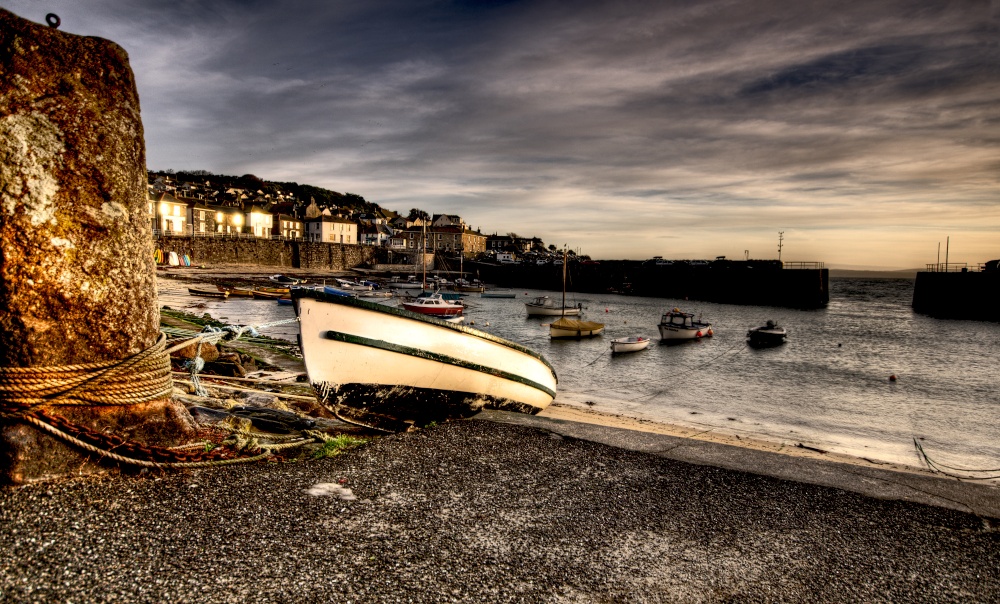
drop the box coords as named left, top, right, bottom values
left=0, top=9, right=194, bottom=484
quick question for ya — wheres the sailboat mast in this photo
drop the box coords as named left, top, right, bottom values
left=561, top=248, right=567, bottom=317
left=422, top=221, right=427, bottom=288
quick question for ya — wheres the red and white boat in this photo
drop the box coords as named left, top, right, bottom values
left=401, top=293, right=464, bottom=317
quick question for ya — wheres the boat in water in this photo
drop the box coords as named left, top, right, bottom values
left=746, top=320, right=787, bottom=347
left=610, top=336, right=651, bottom=354
left=525, top=296, right=581, bottom=317
left=550, top=317, right=605, bottom=339
left=400, top=293, right=464, bottom=317
left=658, top=308, right=713, bottom=341
left=482, top=289, right=516, bottom=299
left=548, top=249, right=603, bottom=339
left=291, top=288, right=558, bottom=431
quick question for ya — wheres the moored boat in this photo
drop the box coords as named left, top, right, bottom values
left=482, top=289, right=516, bottom=299
left=747, top=320, right=787, bottom=347
left=269, top=274, right=302, bottom=285
left=525, top=295, right=581, bottom=317
left=218, top=285, right=254, bottom=297
left=611, top=336, right=651, bottom=354
left=189, top=287, right=229, bottom=299
left=335, top=278, right=373, bottom=291
left=549, top=317, right=605, bottom=339
left=251, top=289, right=289, bottom=300
left=658, top=308, right=713, bottom=341
left=401, top=293, right=464, bottom=317
left=292, top=288, right=558, bottom=431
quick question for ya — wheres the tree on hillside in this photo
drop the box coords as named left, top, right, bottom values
left=408, top=208, right=430, bottom=222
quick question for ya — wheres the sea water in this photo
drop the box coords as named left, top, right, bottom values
left=159, top=277, right=1000, bottom=473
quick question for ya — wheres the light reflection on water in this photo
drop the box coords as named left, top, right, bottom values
left=158, top=277, right=1000, bottom=471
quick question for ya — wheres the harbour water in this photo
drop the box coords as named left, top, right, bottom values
left=159, top=277, right=1000, bottom=475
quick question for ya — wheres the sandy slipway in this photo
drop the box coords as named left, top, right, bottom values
left=2, top=418, right=999, bottom=603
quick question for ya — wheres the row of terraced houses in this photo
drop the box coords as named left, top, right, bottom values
left=148, top=175, right=549, bottom=259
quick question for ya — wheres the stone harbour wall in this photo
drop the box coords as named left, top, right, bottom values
left=154, top=235, right=411, bottom=271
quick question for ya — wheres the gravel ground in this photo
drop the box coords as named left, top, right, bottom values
left=2, top=420, right=998, bottom=603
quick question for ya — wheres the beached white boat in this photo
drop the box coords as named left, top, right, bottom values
left=292, top=289, right=558, bottom=431
left=401, top=293, right=464, bottom=317
left=747, top=320, right=787, bottom=347
left=610, top=336, right=651, bottom=354
left=657, top=308, right=713, bottom=341
left=525, top=295, right=580, bottom=317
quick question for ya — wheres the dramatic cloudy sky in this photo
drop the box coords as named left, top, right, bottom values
left=5, top=0, right=999, bottom=268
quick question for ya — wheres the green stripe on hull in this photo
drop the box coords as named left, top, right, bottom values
left=321, top=330, right=557, bottom=400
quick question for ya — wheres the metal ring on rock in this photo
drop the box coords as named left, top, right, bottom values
left=46, top=13, right=61, bottom=28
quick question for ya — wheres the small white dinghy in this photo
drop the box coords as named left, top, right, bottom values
left=610, top=336, right=651, bottom=354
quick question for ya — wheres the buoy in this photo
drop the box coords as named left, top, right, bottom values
left=485, top=321, right=490, bottom=327
left=889, top=374, right=897, bottom=382
left=469, top=320, right=474, bottom=325
left=605, top=308, right=609, bottom=313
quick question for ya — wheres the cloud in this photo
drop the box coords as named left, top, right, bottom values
left=3, top=0, right=998, bottom=267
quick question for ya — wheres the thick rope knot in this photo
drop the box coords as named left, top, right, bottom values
left=0, top=333, right=173, bottom=416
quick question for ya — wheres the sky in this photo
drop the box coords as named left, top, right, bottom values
left=4, top=0, right=999, bottom=268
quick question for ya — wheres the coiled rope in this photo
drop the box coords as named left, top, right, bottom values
left=0, top=333, right=173, bottom=414
left=0, top=317, right=304, bottom=469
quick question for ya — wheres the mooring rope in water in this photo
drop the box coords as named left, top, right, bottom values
left=636, top=339, right=749, bottom=402
left=913, top=438, right=1000, bottom=481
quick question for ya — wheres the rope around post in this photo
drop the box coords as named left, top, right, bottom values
left=0, top=316, right=307, bottom=470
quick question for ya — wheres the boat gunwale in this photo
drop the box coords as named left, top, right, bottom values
left=293, top=288, right=557, bottom=377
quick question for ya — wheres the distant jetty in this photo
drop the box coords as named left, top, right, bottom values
left=912, top=260, right=999, bottom=322
left=467, top=258, right=830, bottom=309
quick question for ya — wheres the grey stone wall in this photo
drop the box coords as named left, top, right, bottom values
left=154, top=236, right=412, bottom=271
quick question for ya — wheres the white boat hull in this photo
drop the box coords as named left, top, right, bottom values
left=611, top=337, right=650, bottom=353
left=657, top=324, right=712, bottom=340
left=294, top=290, right=558, bottom=430
left=525, top=304, right=581, bottom=317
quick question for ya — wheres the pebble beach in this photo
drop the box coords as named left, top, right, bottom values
left=2, top=415, right=999, bottom=603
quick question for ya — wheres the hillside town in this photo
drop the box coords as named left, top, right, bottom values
left=148, top=171, right=576, bottom=264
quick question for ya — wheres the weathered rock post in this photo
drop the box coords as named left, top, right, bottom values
left=0, top=9, right=194, bottom=483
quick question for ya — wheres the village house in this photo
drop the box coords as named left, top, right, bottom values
left=245, top=205, right=274, bottom=238
left=273, top=214, right=304, bottom=240
left=431, top=213, right=465, bottom=229
left=392, top=226, right=486, bottom=256
left=305, top=215, right=358, bottom=244
left=149, top=191, right=187, bottom=234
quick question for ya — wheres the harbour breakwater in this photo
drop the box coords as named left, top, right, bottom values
left=466, top=259, right=830, bottom=309
left=153, top=236, right=830, bottom=309
left=912, top=267, right=1000, bottom=322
